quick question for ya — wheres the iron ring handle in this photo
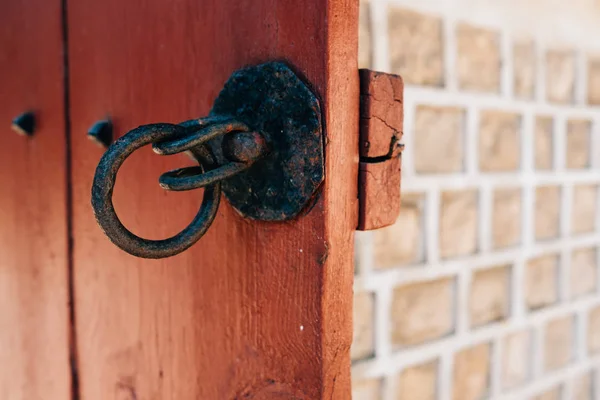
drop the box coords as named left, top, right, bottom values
left=91, top=123, right=221, bottom=259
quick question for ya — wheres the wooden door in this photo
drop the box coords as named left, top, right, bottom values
left=0, top=1, right=72, bottom=399
left=67, top=1, right=359, bottom=399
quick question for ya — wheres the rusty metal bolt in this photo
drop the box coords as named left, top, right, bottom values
left=222, top=131, right=269, bottom=163
left=87, top=119, right=113, bottom=148
left=12, top=111, right=36, bottom=136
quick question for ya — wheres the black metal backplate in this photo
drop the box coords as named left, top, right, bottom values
left=210, top=62, right=324, bottom=221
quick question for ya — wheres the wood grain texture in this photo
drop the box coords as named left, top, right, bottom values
left=359, top=69, right=404, bottom=158
left=67, top=0, right=358, bottom=398
left=357, top=70, right=403, bottom=230
left=357, top=157, right=402, bottom=230
left=0, top=1, right=71, bottom=399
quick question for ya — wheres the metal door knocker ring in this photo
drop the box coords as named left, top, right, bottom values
left=91, top=120, right=266, bottom=259
left=91, top=62, right=325, bottom=259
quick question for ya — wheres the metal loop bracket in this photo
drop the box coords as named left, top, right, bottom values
left=153, top=118, right=267, bottom=191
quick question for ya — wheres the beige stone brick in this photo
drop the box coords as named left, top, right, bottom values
left=546, top=50, right=576, bottom=104
left=456, top=24, right=501, bottom=92
left=535, top=117, right=554, bottom=170
left=572, top=185, right=597, bottom=234
left=588, top=56, right=600, bottom=105
left=532, top=386, right=562, bottom=400
left=535, top=186, right=561, bottom=240
left=391, top=279, right=454, bottom=347
left=352, top=292, right=374, bottom=361
left=439, top=190, right=478, bottom=259
left=544, top=316, right=574, bottom=372
left=398, top=360, right=438, bottom=400
left=414, top=106, right=465, bottom=173
left=525, top=254, right=559, bottom=310
left=501, top=330, right=532, bottom=389
left=572, top=371, right=592, bottom=400
left=492, top=188, right=522, bottom=249
left=567, top=119, right=592, bottom=169
left=513, top=40, right=536, bottom=99
left=470, top=265, right=511, bottom=327
left=352, top=378, right=382, bottom=400
left=479, top=111, right=521, bottom=172
left=358, top=2, right=371, bottom=69
left=374, top=193, right=424, bottom=268
left=587, top=305, right=600, bottom=353
left=388, top=7, right=444, bottom=86
left=570, top=248, right=597, bottom=298
left=452, top=343, right=491, bottom=400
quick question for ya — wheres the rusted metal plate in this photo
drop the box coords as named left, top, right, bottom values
left=210, top=62, right=324, bottom=221
left=357, top=69, right=403, bottom=231
left=359, top=69, right=403, bottom=159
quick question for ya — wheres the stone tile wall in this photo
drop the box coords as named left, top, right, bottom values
left=353, top=1, right=600, bottom=398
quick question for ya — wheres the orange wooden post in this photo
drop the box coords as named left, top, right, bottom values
left=67, top=0, right=359, bottom=398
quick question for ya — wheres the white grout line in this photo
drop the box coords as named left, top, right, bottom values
left=575, top=310, right=588, bottom=364
left=560, top=184, right=574, bottom=302
left=500, top=28, right=513, bottom=100
left=575, top=49, right=588, bottom=107
left=532, top=323, right=545, bottom=380
left=401, top=98, right=416, bottom=178
left=370, top=0, right=390, bottom=73
left=478, top=186, right=492, bottom=254
left=438, top=352, right=453, bottom=400
left=562, top=377, right=573, bottom=400
left=555, top=114, right=567, bottom=173
left=374, top=286, right=392, bottom=362
left=455, top=266, right=471, bottom=336
left=593, top=368, right=600, bottom=399
left=425, top=188, right=440, bottom=265
left=535, top=35, right=547, bottom=104
left=490, top=337, right=502, bottom=397
left=465, top=104, right=479, bottom=179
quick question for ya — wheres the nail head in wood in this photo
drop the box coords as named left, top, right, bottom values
left=12, top=111, right=36, bottom=136
left=87, top=119, right=113, bottom=148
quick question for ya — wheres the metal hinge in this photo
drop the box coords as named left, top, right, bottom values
left=357, top=69, right=404, bottom=231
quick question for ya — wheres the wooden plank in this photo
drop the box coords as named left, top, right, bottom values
left=357, top=70, right=403, bottom=230
left=0, top=1, right=72, bottom=399
left=359, top=69, right=404, bottom=158
left=358, top=156, right=402, bottom=230
left=67, top=0, right=358, bottom=398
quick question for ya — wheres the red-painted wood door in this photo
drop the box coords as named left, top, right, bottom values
left=66, top=1, right=359, bottom=399
left=0, top=1, right=72, bottom=399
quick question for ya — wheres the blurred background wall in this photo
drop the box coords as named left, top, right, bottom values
left=351, top=0, right=600, bottom=398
